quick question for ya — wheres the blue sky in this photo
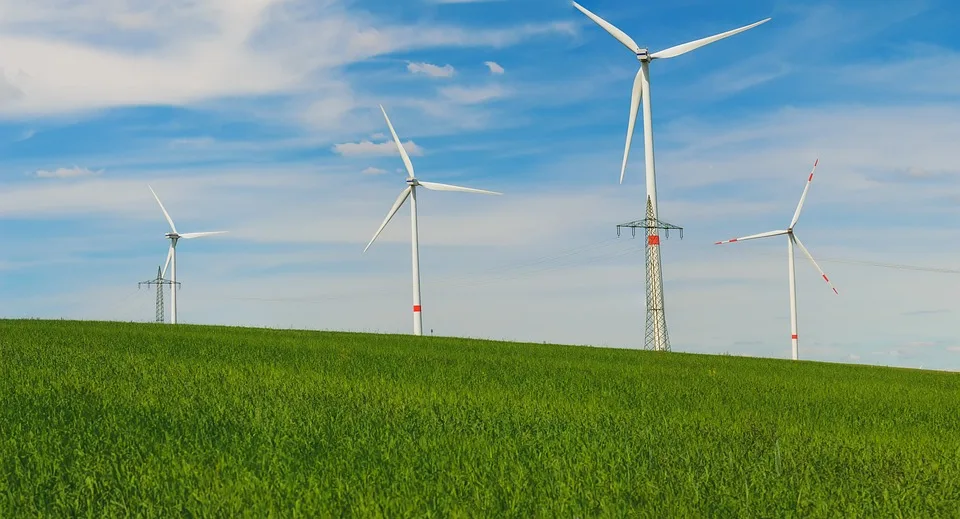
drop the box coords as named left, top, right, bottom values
left=1, top=0, right=959, bottom=370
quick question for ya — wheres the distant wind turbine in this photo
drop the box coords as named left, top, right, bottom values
left=714, top=159, right=838, bottom=360
left=363, top=105, right=502, bottom=336
left=148, top=185, right=228, bottom=324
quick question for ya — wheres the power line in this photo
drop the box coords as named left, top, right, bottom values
left=185, top=241, right=959, bottom=307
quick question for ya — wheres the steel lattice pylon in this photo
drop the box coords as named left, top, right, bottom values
left=617, top=196, right=683, bottom=351
left=139, top=266, right=179, bottom=324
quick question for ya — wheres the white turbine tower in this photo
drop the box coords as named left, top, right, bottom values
left=714, top=159, right=838, bottom=360
left=572, top=2, right=770, bottom=351
left=363, top=105, right=502, bottom=336
left=148, top=185, right=228, bottom=324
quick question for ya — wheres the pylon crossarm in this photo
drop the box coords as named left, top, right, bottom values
left=616, top=218, right=684, bottom=239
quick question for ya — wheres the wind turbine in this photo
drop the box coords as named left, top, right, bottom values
left=714, top=159, right=838, bottom=360
left=572, top=2, right=770, bottom=352
left=148, top=185, right=228, bottom=324
left=572, top=2, right=770, bottom=194
left=363, top=105, right=502, bottom=336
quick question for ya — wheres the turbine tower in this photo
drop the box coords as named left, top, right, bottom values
left=363, top=105, right=502, bottom=336
left=715, top=159, right=838, bottom=360
left=148, top=185, right=228, bottom=325
left=572, top=2, right=770, bottom=351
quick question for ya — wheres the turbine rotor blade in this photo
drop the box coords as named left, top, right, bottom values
left=417, top=181, right=502, bottom=196
left=364, top=186, right=412, bottom=253
left=650, top=17, right=771, bottom=60
left=791, top=234, right=839, bottom=295
left=715, top=229, right=789, bottom=245
left=161, top=245, right=173, bottom=279
left=572, top=2, right=642, bottom=54
left=179, top=231, right=228, bottom=239
left=789, top=158, right=819, bottom=229
left=148, top=185, right=178, bottom=234
left=620, top=66, right=644, bottom=185
left=379, top=105, right=416, bottom=179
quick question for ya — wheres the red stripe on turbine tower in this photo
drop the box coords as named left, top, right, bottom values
left=413, top=305, right=422, bottom=313
left=792, top=334, right=798, bottom=340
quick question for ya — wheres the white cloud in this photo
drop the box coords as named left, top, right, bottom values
left=407, top=62, right=456, bottom=78
left=0, top=0, right=575, bottom=120
left=484, top=61, right=504, bottom=75
left=361, top=166, right=387, bottom=175
left=333, top=140, right=424, bottom=157
left=33, top=166, right=102, bottom=179
left=439, top=84, right=508, bottom=104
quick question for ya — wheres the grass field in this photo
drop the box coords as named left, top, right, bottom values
left=1, top=319, right=958, bottom=516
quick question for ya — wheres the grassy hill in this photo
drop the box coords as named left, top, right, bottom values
left=1, top=319, right=958, bottom=517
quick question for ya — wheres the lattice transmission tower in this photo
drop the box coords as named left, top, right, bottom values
left=616, top=195, right=683, bottom=351
left=138, top=266, right=179, bottom=324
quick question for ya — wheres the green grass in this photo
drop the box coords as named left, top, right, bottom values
left=1, top=319, right=958, bottom=517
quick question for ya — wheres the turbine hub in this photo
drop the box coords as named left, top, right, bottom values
left=165, top=232, right=180, bottom=239
left=406, top=178, right=419, bottom=186
left=636, top=48, right=650, bottom=61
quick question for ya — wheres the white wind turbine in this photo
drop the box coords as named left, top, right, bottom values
left=573, top=2, right=770, bottom=352
left=714, top=159, right=838, bottom=360
left=572, top=2, right=770, bottom=197
left=148, top=185, right=228, bottom=324
left=363, top=105, right=502, bottom=336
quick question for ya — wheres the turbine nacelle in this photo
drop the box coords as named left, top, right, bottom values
left=636, top=49, right=650, bottom=61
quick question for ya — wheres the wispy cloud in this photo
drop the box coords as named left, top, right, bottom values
left=0, top=0, right=575, bottom=121
left=439, top=84, right=508, bottom=104
left=333, top=140, right=424, bottom=157
left=361, top=166, right=387, bottom=175
left=15, top=128, right=36, bottom=142
left=407, top=62, right=456, bottom=78
left=33, top=166, right=102, bottom=179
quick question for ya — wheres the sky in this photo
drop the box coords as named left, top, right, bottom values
left=1, top=0, right=958, bottom=371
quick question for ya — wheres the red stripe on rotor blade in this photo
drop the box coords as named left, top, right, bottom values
left=729, top=238, right=738, bottom=242
left=792, top=334, right=798, bottom=340
left=822, top=275, right=829, bottom=282
left=814, top=159, right=819, bottom=167
left=808, top=173, right=814, bottom=181
left=648, top=236, right=660, bottom=245
left=413, top=305, right=422, bottom=313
